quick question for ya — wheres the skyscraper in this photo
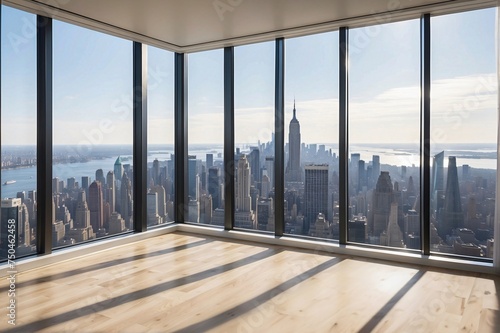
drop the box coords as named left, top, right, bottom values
left=304, top=165, right=329, bottom=235
left=88, top=181, right=104, bottom=233
left=248, top=147, right=261, bottom=184
left=120, top=172, right=133, bottom=229
left=386, top=202, right=404, bottom=247
left=208, top=167, right=221, bottom=210
left=440, top=156, right=464, bottom=238
left=431, top=151, right=445, bottom=214
left=286, top=101, right=301, bottom=182
left=152, top=159, right=160, bottom=186
left=206, top=153, right=214, bottom=169
left=188, top=156, right=200, bottom=200
left=1, top=198, right=29, bottom=256
left=68, top=190, right=96, bottom=241
left=371, top=171, right=393, bottom=237
left=114, top=156, right=124, bottom=183
left=147, top=192, right=161, bottom=226
left=236, top=155, right=252, bottom=212
left=265, top=156, right=274, bottom=187
left=95, top=169, right=106, bottom=187
left=106, top=171, right=115, bottom=212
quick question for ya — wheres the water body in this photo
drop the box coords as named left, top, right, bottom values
left=1, top=143, right=496, bottom=199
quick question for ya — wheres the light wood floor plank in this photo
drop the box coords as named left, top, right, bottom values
left=1, top=232, right=499, bottom=333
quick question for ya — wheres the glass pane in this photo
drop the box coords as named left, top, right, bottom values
left=147, top=46, right=175, bottom=227
left=234, top=42, right=275, bottom=232
left=430, top=8, right=497, bottom=258
left=53, top=21, right=133, bottom=246
left=187, top=50, right=224, bottom=226
left=349, top=20, right=421, bottom=248
left=284, top=32, right=339, bottom=239
left=1, top=7, right=37, bottom=259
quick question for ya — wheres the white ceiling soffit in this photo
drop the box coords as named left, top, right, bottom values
left=4, top=0, right=498, bottom=53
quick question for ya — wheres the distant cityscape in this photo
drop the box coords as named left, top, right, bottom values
left=0, top=102, right=497, bottom=259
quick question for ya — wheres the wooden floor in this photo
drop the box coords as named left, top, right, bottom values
left=1, top=232, right=499, bottom=333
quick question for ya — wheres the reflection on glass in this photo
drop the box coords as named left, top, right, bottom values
left=187, top=50, right=224, bottom=226
left=284, top=32, right=339, bottom=239
left=349, top=20, right=421, bottom=248
left=1, top=7, right=37, bottom=259
left=52, top=20, right=133, bottom=247
left=430, top=9, right=497, bottom=258
left=147, top=46, right=175, bottom=227
left=234, top=42, right=275, bottom=232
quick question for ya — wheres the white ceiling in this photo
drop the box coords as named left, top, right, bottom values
left=5, top=0, right=497, bottom=52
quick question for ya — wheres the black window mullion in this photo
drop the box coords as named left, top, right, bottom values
left=224, top=47, right=235, bottom=230
left=420, top=14, right=431, bottom=255
left=274, top=38, right=285, bottom=237
left=36, top=15, right=53, bottom=254
left=132, top=42, right=148, bottom=232
left=339, top=27, right=349, bottom=245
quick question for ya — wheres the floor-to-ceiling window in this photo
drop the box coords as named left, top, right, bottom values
left=430, top=8, right=497, bottom=259
left=147, top=46, right=175, bottom=227
left=284, top=32, right=339, bottom=239
left=348, top=20, right=421, bottom=249
left=0, top=6, right=37, bottom=259
left=187, top=50, right=224, bottom=226
left=234, top=41, right=275, bottom=232
left=52, top=20, right=133, bottom=246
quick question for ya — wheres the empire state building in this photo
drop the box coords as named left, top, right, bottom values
left=286, top=101, right=301, bottom=182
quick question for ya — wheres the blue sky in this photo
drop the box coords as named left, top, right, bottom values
left=1, top=5, right=497, bottom=146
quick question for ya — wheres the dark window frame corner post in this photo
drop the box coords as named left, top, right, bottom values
left=275, top=38, right=285, bottom=237
left=36, top=15, right=53, bottom=254
left=174, top=53, right=188, bottom=223
left=133, top=42, right=148, bottom=232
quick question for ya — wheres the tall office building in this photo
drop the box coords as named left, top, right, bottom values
left=68, top=190, right=96, bottom=242
left=95, top=169, right=106, bottom=187
left=236, top=155, right=252, bottom=212
left=120, top=172, right=133, bottom=229
left=386, top=202, right=404, bottom=247
left=150, top=185, right=167, bottom=220
left=152, top=159, right=160, bottom=186
left=440, top=156, right=464, bottom=238
left=431, top=151, right=445, bottom=214
left=114, top=156, right=124, bottom=183
left=67, top=177, right=76, bottom=190
left=188, top=157, right=200, bottom=200
left=371, top=171, right=393, bottom=237
left=108, top=212, right=126, bottom=235
left=81, top=176, right=91, bottom=193
left=265, top=156, right=274, bottom=188
left=53, top=177, right=61, bottom=194
left=372, top=155, right=380, bottom=188
left=208, top=167, right=221, bottom=210
left=286, top=101, right=301, bottom=182
left=248, top=147, right=261, bottom=184
left=358, top=160, right=366, bottom=193
left=74, top=191, right=91, bottom=229
left=206, top=153, right=214, bottom=169
left=88, top=181, right=104, bottom=233
left=147, top=192, right=161, bottom=226
left=304, top=165, right=329, bottom=235
left=106, top=171, right=115, bottom=212
left=1, top=198, right=30, bottom=255
left=199, top=194, right=213, bottom=224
